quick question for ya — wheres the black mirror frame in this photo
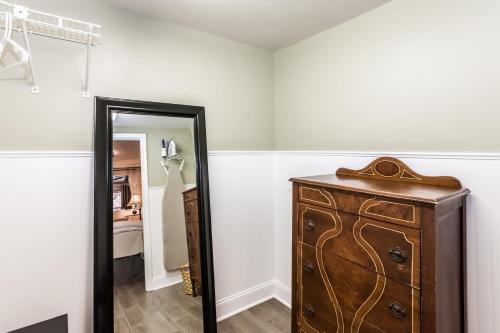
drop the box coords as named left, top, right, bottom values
left=93, top=97, right=217, bottom=333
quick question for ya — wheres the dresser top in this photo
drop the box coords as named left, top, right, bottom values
left=290, top=157, right=469, bottom=204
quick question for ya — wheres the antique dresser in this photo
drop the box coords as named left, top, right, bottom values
left=183, top=186, right=202, bottom=296
left=290, top=157, right=469, bottom=333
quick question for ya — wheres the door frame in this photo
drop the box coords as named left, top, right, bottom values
left=112, top=132, right=159, bottom=291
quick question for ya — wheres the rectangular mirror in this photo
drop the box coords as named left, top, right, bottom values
left=94, top=97, right=217, bottom=333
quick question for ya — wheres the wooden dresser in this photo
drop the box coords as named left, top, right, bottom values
left=183, top=186, right=202, bottom=297
left=290, top=157, right=469, bottom=333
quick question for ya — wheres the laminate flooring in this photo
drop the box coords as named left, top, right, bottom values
left=114, top=277, right=291, bottom=333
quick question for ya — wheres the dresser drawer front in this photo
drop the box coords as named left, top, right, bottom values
left=186, top=221, right=202, bottom=292
left=358, top=217, right=420, bottom=288
left=298, top=243, right=420, bottom=333
left=184, top=200, right=198, bottom=222
left=298, top=203, right=420, bottom=287
left=183, top=189, right=197, bottom=202
left=298, top=203, right=339, bottom=248
left=299, top=184, right=422, bottom=228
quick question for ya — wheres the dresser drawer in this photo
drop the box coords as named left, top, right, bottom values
left=299, top=184, right=423, bottom=229
left=186, top=221, right=202, bottom=292
left=298, top=202, right=338, bottom=248
left=298, top=243, right=420, bottom=333
left=298, top=203, right=420, bottom=287
left=184, top=200, right=198, bottom=222
left=183, top=189, right=197, bottom=202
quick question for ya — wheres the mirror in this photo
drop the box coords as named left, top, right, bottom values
left=94, top=98, right=217, bottom=333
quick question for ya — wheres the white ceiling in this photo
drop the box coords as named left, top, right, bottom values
left=106, top=0, right=391, bottom=50
left=113, top=113, right=193, bottom=129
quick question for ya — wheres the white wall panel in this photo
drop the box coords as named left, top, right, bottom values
left=208, top=153, right=275, bottom=305
left=0, top=151, right=498, bottom=333
left=0, top=154, right=93, bottom=333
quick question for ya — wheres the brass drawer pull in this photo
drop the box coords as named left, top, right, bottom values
left=389, top=246, right=407, bottom=262
left=303, top=261, right=315, bottom=273
left=389, top=302, right=408, bottom=318
left=304, top=304, right=315, bottom=317
left=304, top=219, right=315, bottom=231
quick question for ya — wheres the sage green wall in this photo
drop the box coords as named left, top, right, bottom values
left=114, top=127, right=196, bottom=186
left=274, top=0, right=500, bottom=151
left=3, top=0, right=498, bottom=152
left=0, top=0, right=274, bottom=151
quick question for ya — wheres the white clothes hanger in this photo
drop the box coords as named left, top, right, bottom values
left=161, top=159, right=186, bottom=175
left=0, top=1, right=100, bottom=95
left=0, top=10, right=29, bottom=74
left=161, top=159, right=169, bottom=176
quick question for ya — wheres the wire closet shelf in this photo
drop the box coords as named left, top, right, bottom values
left=0, top=0, right=101, bottom=96
left=0, top=0, right=100, bottom=44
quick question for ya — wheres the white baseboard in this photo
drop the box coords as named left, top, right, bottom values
left=147, top=270, right=183, bottom=292
left=216, top=279, right=291, bottom=322
left=273, top=279, right=291, bottom=308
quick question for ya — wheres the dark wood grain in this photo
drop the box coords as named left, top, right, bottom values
left=299, top=242, right=419, bottom=333
left=291, top=182, right=299, bottom=333
left=184, top=187, right=202, bottom=296
left=184, top=198, right=199, bottom=223
left=298, top=202, right=420, bottom=287
left=336, top=156, right=462, bottom=189
left=290, top=157, right=469, bottom=333
left=291, top=173, right=468, bottom=204
left=298, top=184, right=426, bottom=228
left=183, top=187, right=198, bottom=201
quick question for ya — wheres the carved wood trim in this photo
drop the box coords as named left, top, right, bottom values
left=336, top=157, right=462, bottom=189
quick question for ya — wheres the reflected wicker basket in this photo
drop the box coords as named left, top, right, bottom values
left=180, top=264, right=193, bottom=295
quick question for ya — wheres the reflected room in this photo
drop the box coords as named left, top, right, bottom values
left=111, top=113, right=202, bottom=332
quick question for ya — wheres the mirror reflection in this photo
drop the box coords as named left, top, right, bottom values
left=112, top=113, right=202, bottom=332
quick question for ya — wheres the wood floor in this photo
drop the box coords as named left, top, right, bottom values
left=114, top=277, right=291, bottom=332
left=217, top=298, right=291, bottom=333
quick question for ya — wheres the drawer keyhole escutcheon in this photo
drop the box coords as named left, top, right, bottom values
left=304, top=219, right=315, bottom=231
left=303, top=261, right=315, bottom=273
left=389, top=246, right=407, bottom=262
left=304, top=304, right=315, bottom=317
left=389, top=302, right=408, bottom=318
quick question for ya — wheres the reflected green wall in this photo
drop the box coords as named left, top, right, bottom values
left=114, top=127, right=196, bottom=186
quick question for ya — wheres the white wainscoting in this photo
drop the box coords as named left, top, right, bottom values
left=0, top=151, right=499, bottom=333
left=0, top=153, right=93, bottom=333
left=208, top=152, right=276, bottom=320
left=0, top=151, right=277, bottom=332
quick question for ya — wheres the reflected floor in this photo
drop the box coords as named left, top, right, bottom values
left=218, top=298, right=291, bottom=333
left=114, top=278, right=203, bottom=333
left=115, top=278, right=291, bottom=333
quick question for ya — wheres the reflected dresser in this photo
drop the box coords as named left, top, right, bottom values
left=290, top=157, right=469, bottom=333
left=183, top=186, right=202, bottom=297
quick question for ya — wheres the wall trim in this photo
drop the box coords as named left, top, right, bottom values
left=273, top=279, right=292, bottom=309
left=0, top=151, right=93, bottom=158
left=209, top=150, right=500, bottom=160
left=215, top=280, right=292, bottom=322
left=216, top=280, right=276, bottom=322
left=208, top=150, right=277, bottom=156
left=149, top=270, right=183, bottom=292
left=1, top=150, right=499, bottom=160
